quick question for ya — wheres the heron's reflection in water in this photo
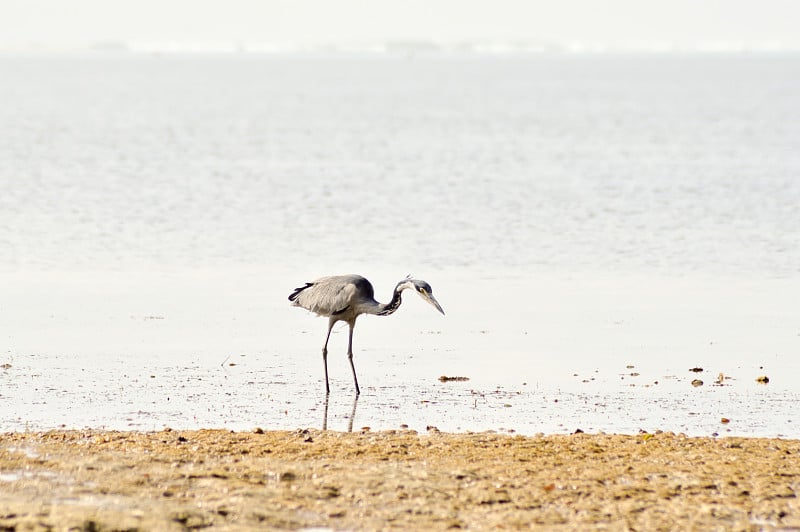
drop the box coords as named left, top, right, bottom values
left=321, top=394, right=359, bottom=432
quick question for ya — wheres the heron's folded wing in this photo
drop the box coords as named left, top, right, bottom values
left=293, top=276, right=358, bottom=316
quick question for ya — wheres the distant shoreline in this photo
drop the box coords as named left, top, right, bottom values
left=3, top=44, right=800, bottom=56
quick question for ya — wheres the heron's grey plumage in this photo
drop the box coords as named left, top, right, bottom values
left=289, top=275, right=379, bottom=317
left=289, top=274, right=445, bottom=395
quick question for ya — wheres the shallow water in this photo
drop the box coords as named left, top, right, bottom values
left=1, top=53, right=799, bottom=436
left=1, top=270, right=797, bottom=437
left=3, top=350, right=797, bottom=438
left=1, top=53, right=799, bottom=276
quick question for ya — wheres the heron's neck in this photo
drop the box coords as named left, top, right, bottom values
left=377, top=284, right=406, bottom=316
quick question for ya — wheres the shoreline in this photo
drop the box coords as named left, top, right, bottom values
left=2, top=428, right=799, bottom=529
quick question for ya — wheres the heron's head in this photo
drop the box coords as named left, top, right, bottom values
left=397, top=278, right=445, bottom=315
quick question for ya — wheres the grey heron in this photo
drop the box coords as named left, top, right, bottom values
left=289, top=274, right=445, bottom=395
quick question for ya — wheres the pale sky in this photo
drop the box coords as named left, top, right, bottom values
left=2, top=0, right=799, bottom=50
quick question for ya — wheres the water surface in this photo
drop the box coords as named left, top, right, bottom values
left=1, top=53, right=798, bottom=436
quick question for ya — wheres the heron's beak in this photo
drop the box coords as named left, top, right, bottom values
left=424, top=293, right=445, bottom=315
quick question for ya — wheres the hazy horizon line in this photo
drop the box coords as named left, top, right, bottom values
left=2, top=39, right=798, bottom=56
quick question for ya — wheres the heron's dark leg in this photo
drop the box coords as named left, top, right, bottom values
left=322, top=318, right=335, bottom=394
left=347, top=321, right=361, bottom=395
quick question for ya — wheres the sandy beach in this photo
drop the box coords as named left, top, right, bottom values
left=1, top=428, right=798, bottom=530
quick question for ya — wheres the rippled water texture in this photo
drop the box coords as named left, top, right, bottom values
left=1, top=53, right=799, bottom=436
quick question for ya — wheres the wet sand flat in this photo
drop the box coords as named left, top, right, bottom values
left=1, top=429, right=799, bottom=530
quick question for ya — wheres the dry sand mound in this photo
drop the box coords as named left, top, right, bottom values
left=1, top=429, right=799, bottom=530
